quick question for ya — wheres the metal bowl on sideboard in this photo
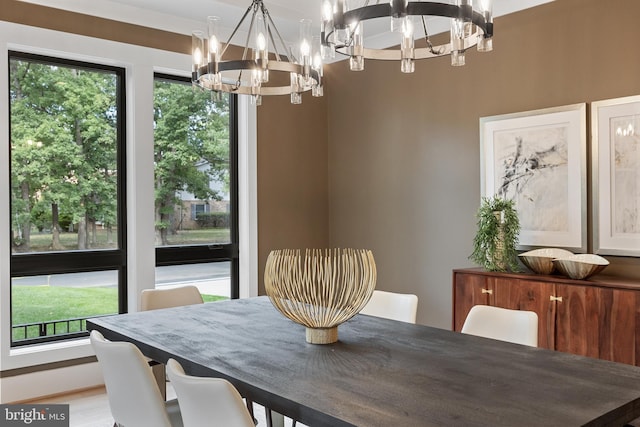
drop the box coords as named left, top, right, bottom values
left=518, top=248, right=574, bottom=275
left=552, top=254, right=610, bottom=280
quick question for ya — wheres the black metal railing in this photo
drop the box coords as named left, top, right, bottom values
left=12, top=317, right=91, bottom=346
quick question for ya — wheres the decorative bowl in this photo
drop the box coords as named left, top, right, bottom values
left=264, top=248, right=377, bottom=344
left=518, top=248, right=574, bottom=275
left=552, top=254, right=610, bottom=280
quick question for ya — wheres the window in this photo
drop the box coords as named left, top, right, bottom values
left=153, top=74, right=238, bottom=299
left=191, top=203, right=209, bottom=221
left=9, top=52, right=126, bottom=346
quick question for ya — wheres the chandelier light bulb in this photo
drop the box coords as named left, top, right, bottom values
left=301, top=41, right=310, bottom=57
left=400, top=18, right=414, bottom=73
left=322, top=0, right=333, bottom=21
left=257, top=33, right=266, bottom=51
left=390, top=0, right=409, bottom=33
left=477, top=0, right=493, bottom=52
left=193, top=46, right=203, bottom=66
left=349, top=20, right=364, bottom=71
left=191, top=30, right=205, bottom=79
left=209, top=36, right=219, bottom=54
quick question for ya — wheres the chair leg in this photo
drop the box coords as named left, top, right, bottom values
left=151, top=363, right=167, bottom=400
left=267, top=410, right=284, bottom=427
left=265, top=408, right=273, bottom=427
left=245, top=398, right=258, bottom=425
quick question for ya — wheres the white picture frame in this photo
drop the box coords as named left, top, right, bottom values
left=592, top=95, right=640, bottom=256
left=480, top=103, right=587, bottom=251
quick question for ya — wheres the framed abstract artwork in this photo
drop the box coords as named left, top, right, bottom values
left=480, top=103, right=587, bottom=251
left=591, top=95, right=640, bottom=256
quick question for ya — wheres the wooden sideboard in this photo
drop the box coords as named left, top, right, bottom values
left=453, top=268, right=640, bottom=366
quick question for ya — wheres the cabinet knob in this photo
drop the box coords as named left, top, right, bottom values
left=481, top=289, right=493, bottom=295
left=550, top=296, right=563, bottom=302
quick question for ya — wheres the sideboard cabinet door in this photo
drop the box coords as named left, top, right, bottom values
left=555, top=284, right=637, bottom=364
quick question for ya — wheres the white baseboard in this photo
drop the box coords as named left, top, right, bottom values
left=1, top=362, right=104, bottom=403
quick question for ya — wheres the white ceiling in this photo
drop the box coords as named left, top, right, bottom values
left=18, top=0, right=554, bottom=50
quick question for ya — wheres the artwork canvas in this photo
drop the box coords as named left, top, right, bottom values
left=481, top=104, right=587, bottom=251
left=592, top=96, right=640, bottom=256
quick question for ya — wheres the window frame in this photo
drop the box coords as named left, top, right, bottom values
left=153, top=73, right=240, bottom=299
left=8, top=51, right=128, bottom=346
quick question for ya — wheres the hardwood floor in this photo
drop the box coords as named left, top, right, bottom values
left=28, top=386, right=115, bottom=427
left=27, top=384, right=302, bottom=427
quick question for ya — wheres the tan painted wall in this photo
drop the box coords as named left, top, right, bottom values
left=256, top=94, right=329, bottom=294
left=325, top=0, right=640, bottom=328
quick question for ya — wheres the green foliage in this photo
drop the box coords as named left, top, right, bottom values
left=196, top=212, right=230, bottom=228
left=470, top=196, right=521, bottom=272
left=10, top=59, right=118, bottom=250
left=153, top=80, right=231, bottom=245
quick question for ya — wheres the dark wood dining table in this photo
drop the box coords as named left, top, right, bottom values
left=87, top=296, right=640, bottom=426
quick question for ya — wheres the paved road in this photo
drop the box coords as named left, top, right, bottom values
left=12, top=262, right=231, bottom=288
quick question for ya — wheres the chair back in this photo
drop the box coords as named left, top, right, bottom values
left=90, top=330, right=174, bottom=427
left=166, top=359, right=255, bottom=427
left=141, top=285, right=204, bottom=311
left=360, top=290, right=419, bottom=323
left=461, top=305, right=539, bottom=347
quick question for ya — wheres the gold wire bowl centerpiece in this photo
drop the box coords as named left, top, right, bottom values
left=264, top=248, right=377, bottom=344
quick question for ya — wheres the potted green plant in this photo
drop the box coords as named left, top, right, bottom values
left=470, top=196, right=520, bottom=272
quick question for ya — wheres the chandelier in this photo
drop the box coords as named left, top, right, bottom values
left=192, top=0, right=323, bottom=105
left=320, top=0, right=494, bottom=72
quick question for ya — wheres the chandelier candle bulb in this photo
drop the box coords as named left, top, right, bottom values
left=312, top=36, right=324, bottom=97
left=400, top=18, right=415, bottom=73
left=320, top=0, right=336, bottom=59
left=254, top=13, right=269, bottom=83
left=450, top=23, right=465, bottom=65
left=299, top=19, right=313, bottom=82
left=191, top=31, right=205, bottom=80
left=206, top=17, right=223, bottom=89
left=349, top=21, right=365, bottom=71
left=333, top=0, right=350, bottom=45
left=477, top=0, right=493, bottom=52
left=390, top=0, right=409, bottom=32
left=290, top=73, right=302, bottom=104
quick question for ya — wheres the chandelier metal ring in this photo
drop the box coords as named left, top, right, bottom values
left=321, top=0, right=494, bottom=72
left=193, top=59, right=321, bottom=96
left=331, top=2, right=491, bottom=60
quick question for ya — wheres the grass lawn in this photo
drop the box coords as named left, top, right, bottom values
left=22, top=228, right=231, bottom=252
left=12, top=286, right=226, bottom=342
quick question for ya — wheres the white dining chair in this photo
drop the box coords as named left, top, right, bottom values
left=140, top=285, right=204, bottom=311
left=360, top=290, right=419, bottom=323
left=166, top=358, right=255, bottom=427
left=140, top=285, right=205, bottom=400
left=90, top=330, right=183, bottom=427
left=461, top=305, right=539, bottom=347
